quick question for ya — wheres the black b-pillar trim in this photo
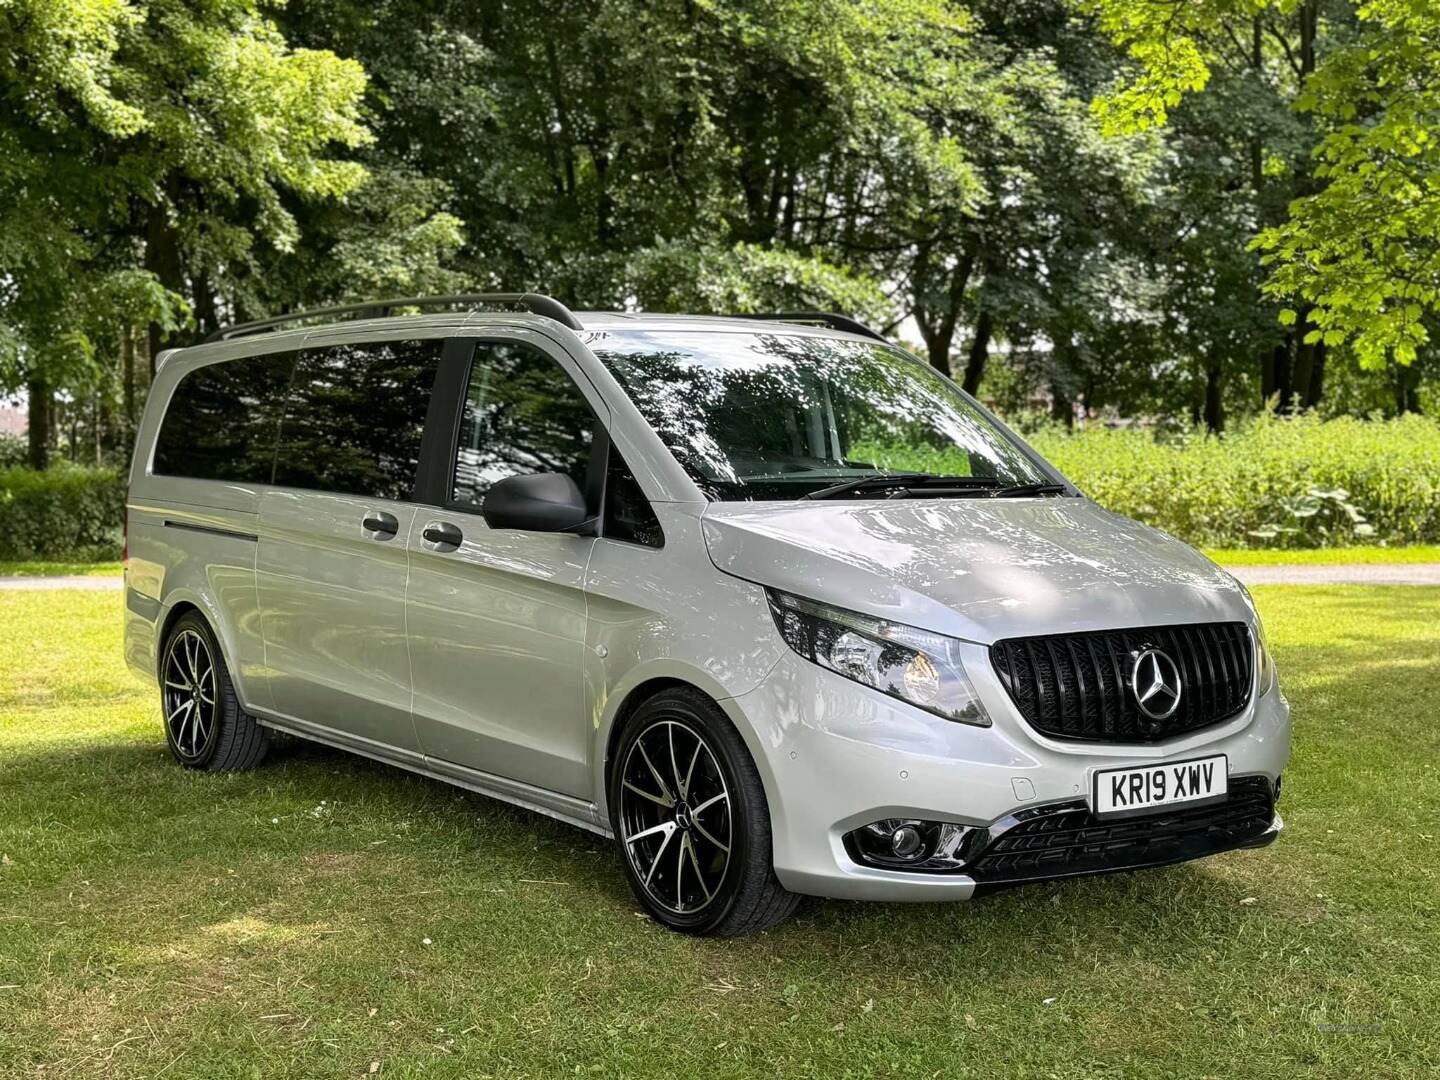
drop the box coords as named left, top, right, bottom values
left=412, top=337, right=476, bottom=507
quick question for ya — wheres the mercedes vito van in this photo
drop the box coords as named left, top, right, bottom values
left=125, top=294, right=1288, bottom=936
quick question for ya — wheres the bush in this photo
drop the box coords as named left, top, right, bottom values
left=0, top=464, right=126, bottom=560
left=0, top=433, right=27, bottom=469
left=1027, top=413, right=1440, bottom=549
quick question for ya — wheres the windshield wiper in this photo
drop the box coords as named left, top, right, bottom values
left=803, top=472, right=1002, bottom=501
left=985, top=482, right=1068, bottom=499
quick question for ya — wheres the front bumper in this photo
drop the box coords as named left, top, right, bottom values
left=730, top=650, right=1291, bottom=902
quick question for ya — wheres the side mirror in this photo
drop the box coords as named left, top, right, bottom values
left=482, top=472, right=590, bottom=533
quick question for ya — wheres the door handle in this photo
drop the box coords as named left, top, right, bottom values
left=362, top=510, right=400, bottom=540
left=422, top=520, right=463, bottom=549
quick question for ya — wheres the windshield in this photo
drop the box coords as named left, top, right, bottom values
left=590, top=330, right=1052, bottom=501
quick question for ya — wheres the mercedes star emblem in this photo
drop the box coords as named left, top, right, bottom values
left=1131, top=648, right=1183, bottom=721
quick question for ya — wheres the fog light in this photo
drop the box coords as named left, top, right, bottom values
left=844, top=818, right=980, bottom=872
left=890, top=824, right=924, bottom=859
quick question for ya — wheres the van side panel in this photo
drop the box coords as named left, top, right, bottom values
left=124, top=347, right=295, bottom=711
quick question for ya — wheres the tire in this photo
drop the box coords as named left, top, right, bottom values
left=159, top=611, right=270, bottom=772
left=608, top=686, right=799, bottom=936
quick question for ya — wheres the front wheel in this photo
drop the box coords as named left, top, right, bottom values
left=160, top=611, right=269, bottom=772
left=609, top=687, right=799, bottom=936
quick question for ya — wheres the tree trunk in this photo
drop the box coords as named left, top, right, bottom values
left=122, top=328, right=136, bottom=430
left=26, top=378, right=50, bottom=470
left=1273, top=335, right=1294, bottom=413
left=961, top=310, right=993, bottom=396
left=145, top=200, right=182, bottom=373
left=1203, top=363, right=1225, bottom=434
left=1302, top=340, right=1325, bottom=409
left=1050, top=381, right=1073, bottom=428
left=1261, top=341, right=1285, bottom=407
left=193, top=271, right=219, bottom=343
left=1291, top=315, right=1324, bottom=411
left=912, top=247, right=975, bottom=378
left=1394, top=365, right=1422, bottom=414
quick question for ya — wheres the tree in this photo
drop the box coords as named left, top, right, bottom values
left=1087, top=0, right=1440, bottom=373
left=1, top=0, right=374, bottom=465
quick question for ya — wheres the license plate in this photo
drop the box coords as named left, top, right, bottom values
left=1092, top=754, right=1227, bottom=818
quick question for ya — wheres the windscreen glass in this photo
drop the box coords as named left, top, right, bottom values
left=591, top=331, right=1047, bottom=500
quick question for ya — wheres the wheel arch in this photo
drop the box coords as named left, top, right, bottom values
left=156, top=600, right=204, bottom=678
left=153, top=588, right=254, bottom=710
left=592, top=665, right=781, bottom=830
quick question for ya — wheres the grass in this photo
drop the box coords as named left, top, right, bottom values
left=1204, top=545, right=1440, bottom=566
left=2, top=588, right=1438, bottom=1078
left=0, top=560, right=122, bottom=578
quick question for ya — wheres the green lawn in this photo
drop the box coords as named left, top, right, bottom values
left=1203, top=545, right=1440, bottom=566
left=1, top=588, right=1437, bottom=1078
left=0, top=560, right=122, bottom=578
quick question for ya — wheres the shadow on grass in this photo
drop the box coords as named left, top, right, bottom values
left=3, top=726, right=1292, bottom=985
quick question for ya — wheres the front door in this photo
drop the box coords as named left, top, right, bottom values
left=405, top=334, right=603, bottom=797
left=256, top=334, right=444, bottom=753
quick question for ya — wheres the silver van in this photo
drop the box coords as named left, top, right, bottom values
left=125, top=294, right=1289, bottom=936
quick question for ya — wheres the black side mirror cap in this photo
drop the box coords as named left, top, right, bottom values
left=482, top=472, right=590, bottom=533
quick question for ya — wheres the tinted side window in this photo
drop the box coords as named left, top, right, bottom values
left=275, top=338, right=441, bottom=501
left=604, top=446, right=663, bottom=547
left=451, top=341, right=596, bottom=509
left=153, top=353, right=294, bottom=483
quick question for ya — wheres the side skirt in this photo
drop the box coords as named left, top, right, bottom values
left=253, top=711, right=613, bottom=839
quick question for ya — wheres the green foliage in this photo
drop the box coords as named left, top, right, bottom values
left=863, top=412, right=1440, bottom=547
left=1087, top=0, right=1440, bottom=368
left=0, top=433, right=26, bottom=469
left=0, top=465, right=126, bottom=560
left=1029, top=413, right=1440, bottom=548
left=627, top=243, right=889, bottom=320
left=1253, top=1, right=1440, bottom=369
left=0, top=0, right=375, bottom=403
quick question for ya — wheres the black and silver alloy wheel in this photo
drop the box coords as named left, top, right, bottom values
left=609, top=687, right=799, bottom=936
left=159, top=612, right=270, bottom=772
left=619, top=719, right=733, bottom=915
left=163, top=628, right=218, bottom=762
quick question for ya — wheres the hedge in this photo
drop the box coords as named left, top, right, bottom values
left=1029, top=413, right=1440, bottom=549
left=0, top=464, right=126, bottom=561
left=857, top=412, right=1440, bottom=549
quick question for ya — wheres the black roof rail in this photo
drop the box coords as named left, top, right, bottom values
left=733, top=311, right=888, bottom=344
left=204, top=293, right=583, bottom=343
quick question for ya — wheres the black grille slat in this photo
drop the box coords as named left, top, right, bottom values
left=1106, top=634, right=1129, bottom=739
left=1209, top=624, right=1233, bottom=690
left=1195, top=627, right=1218, bottom=721
left=969, top=777, right=1275, bottom=885
left=989, top=622, right=1253, bottom=743
left=1066, top=637, right=1091, bottom=735
left=1227, top=625, right=1250, bottom=694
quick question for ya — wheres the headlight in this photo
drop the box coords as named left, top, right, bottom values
left=1255, top=617, right=1277, bottom=697
left=766, top=589, right=990, bottom=726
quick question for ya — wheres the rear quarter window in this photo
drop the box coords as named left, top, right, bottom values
left=152, top=353, right=295, bottom=483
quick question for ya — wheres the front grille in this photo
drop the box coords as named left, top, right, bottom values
left=990, top=622, right=1253, bottom=742
left=968, top=776, right=1276, bottom=887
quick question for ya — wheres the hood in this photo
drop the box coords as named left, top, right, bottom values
left=701, top=497, right=1252, bottom=644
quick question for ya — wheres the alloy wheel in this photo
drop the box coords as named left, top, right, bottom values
left=163, top=628, right=217, bottom=761
left=618, top=719, right=733, bottom=914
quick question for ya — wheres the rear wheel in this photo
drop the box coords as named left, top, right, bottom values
left=609, top=687, right=798, bottom=936
left=160, top=611, right=269, bottom=771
